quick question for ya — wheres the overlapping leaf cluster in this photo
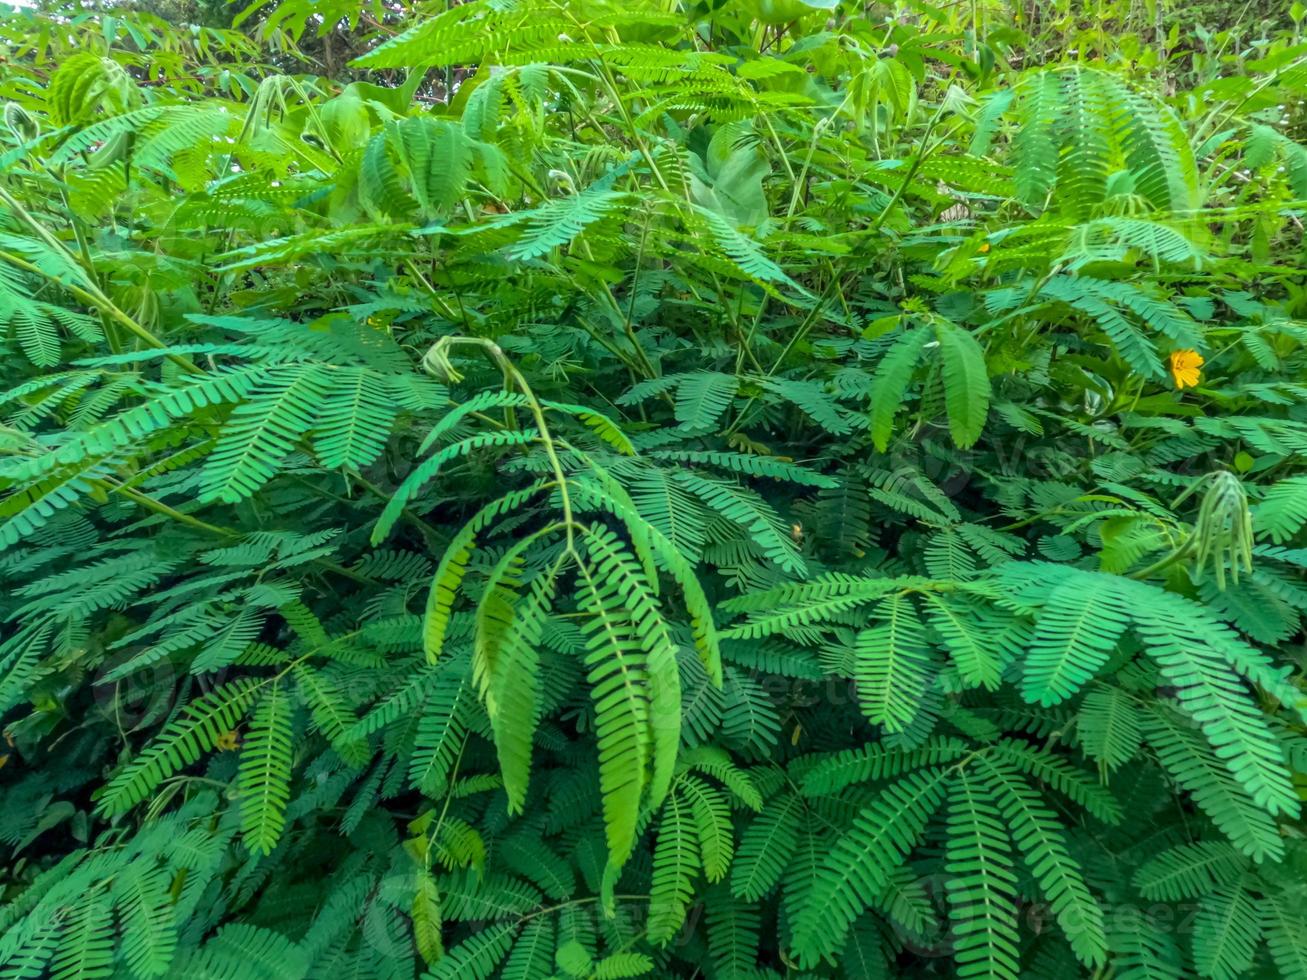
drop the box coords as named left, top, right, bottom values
left=3, top=0, right=1307, bottom=977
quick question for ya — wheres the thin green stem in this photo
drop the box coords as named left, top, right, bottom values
left=0, top=246, right=198, bottom=373
left=107, top=481, right=380, bottom=586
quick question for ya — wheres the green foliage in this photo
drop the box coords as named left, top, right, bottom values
left=3, top=0, right=1307, bottom=978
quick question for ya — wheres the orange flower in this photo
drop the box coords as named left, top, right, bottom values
left=978, top=242, right=991, bottom=253
left=1169, top=349, right=1203, bottom=389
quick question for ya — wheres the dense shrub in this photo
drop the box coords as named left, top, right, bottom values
left=3, top=0, right=1307, bottom=977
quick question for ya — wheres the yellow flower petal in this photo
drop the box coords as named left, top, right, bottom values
left=1169, top=349, right=1203, bottom=390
